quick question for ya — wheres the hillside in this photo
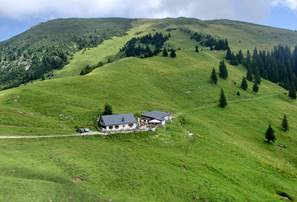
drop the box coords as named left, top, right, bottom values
left=0, top=18, right=132, bottom=89
left=1, top=18, right=297, bottom=88
left=0, top=18, right=297, bottom=201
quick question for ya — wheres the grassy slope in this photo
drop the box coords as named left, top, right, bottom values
left=0, top=19, right=297, bottom=201
left=0, top=18, right=132, bottom=48
left=54, top=20, right=153, bottom=78
left=155, top=18, right=297, bottom=51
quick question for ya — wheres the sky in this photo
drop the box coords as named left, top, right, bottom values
left=0, top=0, right=297, bottom=41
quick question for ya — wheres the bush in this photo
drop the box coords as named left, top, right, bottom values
left=179, top=116, right=186, bottom=126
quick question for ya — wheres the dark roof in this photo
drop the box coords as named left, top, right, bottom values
left=141, top=111, right=170, bottom=121
left=100, top=113, right=137, bottom=127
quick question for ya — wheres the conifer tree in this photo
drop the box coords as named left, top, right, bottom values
left=254, top=66, right=261, bottom=85
left=224, top=39, right=229, bottom=49
left=162, top=48, right=168, bottom=57
left=241, top=77, right=248, bottom=90
left=265, top=124, right=276, bottom=143
left=219, top=61, right=228, bottom=79
left=245, top=50, right=251, bottom=67
left=288, top=83, right=297, bottom=99
left=253, top=82, right=259, bottom=93
left=195, top=46, right=199, bottom=53
left=219, top=88, right=227, bottom=108
left=102, top=104, right=113, bottom=115
left=145, top=45, right=153, bottom=57
left=246, top=68, right=253, bottom=82
left=225, top=47, right=232, bottom=60
left=170, top=49, right=176, bottom=58
left=230, top=53, right=239, bottom=65
left=211, top=68, right=218, bottom=84
left=282, top=115, right=289, bottom=131
left=237, top=50, right=244, bottom=64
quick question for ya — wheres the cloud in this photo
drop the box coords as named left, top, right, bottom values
left=0, top=0, right=293, bottom=22
left=273, top=0, right=297, bottom=10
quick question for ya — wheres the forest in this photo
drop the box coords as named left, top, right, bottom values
left=182, top=29, right=229, bottom=50
left=226, top=45, right=297, bottom=98
left=120, top=32, right=170, bottom=58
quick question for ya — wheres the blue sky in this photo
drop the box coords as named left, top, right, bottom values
left=0, top=0, right=297, bottom=41
left=264, top=5, right=297, bottom=30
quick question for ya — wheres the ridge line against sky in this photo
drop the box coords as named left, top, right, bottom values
left=0, top=0, right=297, bottom=41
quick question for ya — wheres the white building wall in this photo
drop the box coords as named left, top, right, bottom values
left=102, top=123, right=137, bottom=132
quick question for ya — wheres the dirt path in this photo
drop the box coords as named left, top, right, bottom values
left=0, top=132, right=103, bottom=140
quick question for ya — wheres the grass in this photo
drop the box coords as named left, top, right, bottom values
left=54, top=20, right=154, bottom=78
left=157, top=18, right=297, bottom=51
left=0, top=19, right=297, bottom=201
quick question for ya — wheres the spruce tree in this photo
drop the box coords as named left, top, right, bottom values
left=237, top=50, right=244, bottom=64
left=253, top=82, right=259, bottom=93
left=211, top=68, right=218, bottom=84
left=219, top=61, right=228, bottom=79
left=245, top=50, right=251, bottom=67
left=170, top=49, right=176, bottom=58
left=288, top=83, right=297, bottom=99
left=195, top=46, right=199, bottom=53
left=246, top=69, right=253, bottom=82
left=224, top=39, right=229, bottom=49
left=265, top=124, right=276, bottom=143
left=241, top=77, right=248, bottom=90
left=225, top=47, right=232, bottom=60
left=254, top=66, right=261, bottom=85
left=282, top=115, right=289, bottom=131
left=219, top=88, right=227, bottom=108
left=162, top=48, right=168, bottom=57
left=102, top=104, right=113, bottom=115
left=230, top=53, right=239, bottom=65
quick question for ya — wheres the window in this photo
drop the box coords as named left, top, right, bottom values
left=129, top=123, right=134, bottom=128
left=109, top=126, right=113, bottom=130
left=115, top=125, right=119, bottom=129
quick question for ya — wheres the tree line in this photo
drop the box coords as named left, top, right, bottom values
left=182, top=29, right=229, bottom=50
left=120, top=33, right=170, bottom=58
left=226, top=45, right=297, bottom=99
left=0, top=46, right=69, bottom=89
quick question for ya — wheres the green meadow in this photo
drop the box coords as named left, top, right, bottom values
left=0, top=19, right=297, bottom=201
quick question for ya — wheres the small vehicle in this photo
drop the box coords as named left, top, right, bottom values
left=76, top=128, right=91, bottom=134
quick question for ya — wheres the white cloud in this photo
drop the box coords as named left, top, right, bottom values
left=273, top=0, right=297, bottom=10
left=0, top=0, right=293, bottom=22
